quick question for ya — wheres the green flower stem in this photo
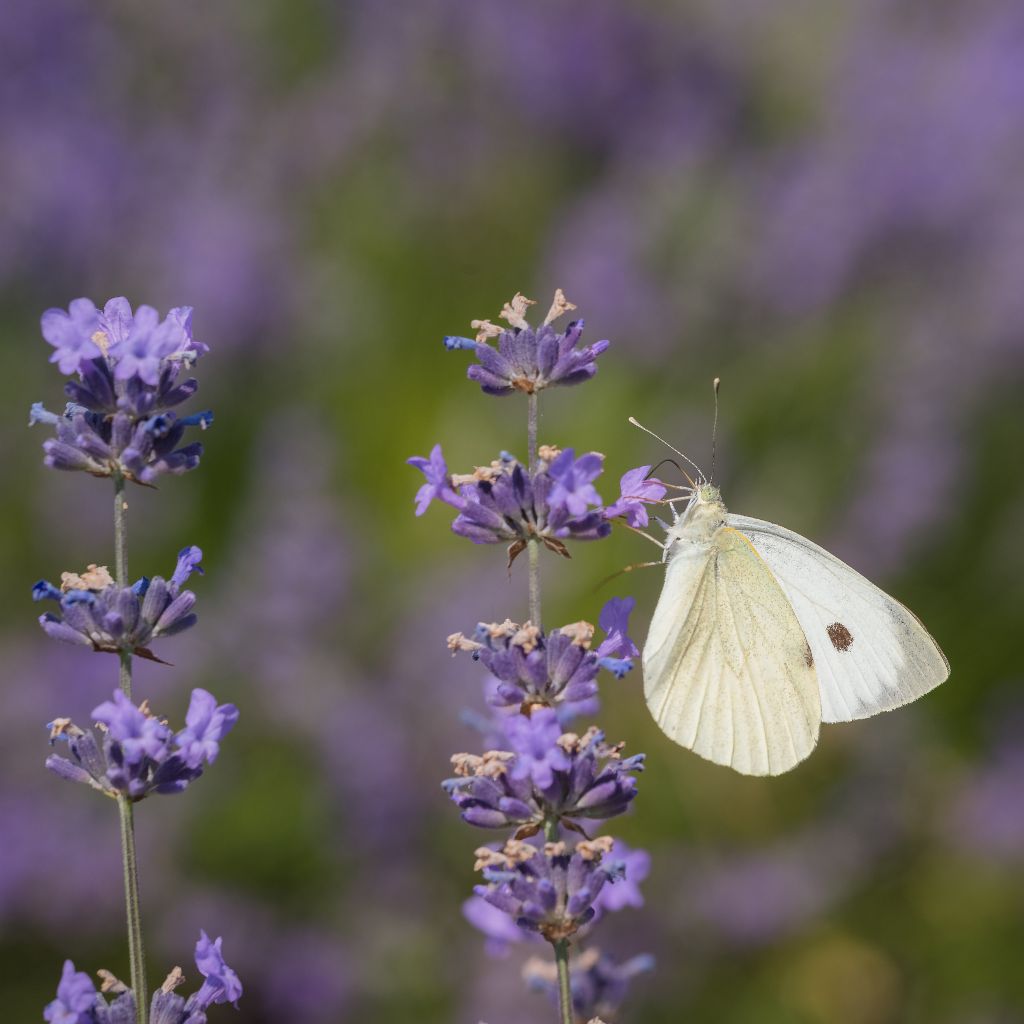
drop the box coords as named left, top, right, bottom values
left=117, top=795, right=148, bottom=1024
left=545, top=815, right=573, bottom=1024
left=528, top=392, right=542, bottom=627
left=553, top=939, right=573, bottom=1024
left=113, top=474, right=148, bottom=1024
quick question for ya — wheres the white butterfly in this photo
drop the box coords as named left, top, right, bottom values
left=637, top=429, right=949, bottom=776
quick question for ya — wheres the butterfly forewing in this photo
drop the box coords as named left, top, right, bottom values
left=643, top=526, right=821, bottom=776
left=728, top=515, right=950, bottom=723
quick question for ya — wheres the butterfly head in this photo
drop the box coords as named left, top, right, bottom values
left=662, top=483, right=727, bottom=553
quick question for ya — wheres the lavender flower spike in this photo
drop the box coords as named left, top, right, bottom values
left=449, top=289, right=610, bottom=396
left=30, top=296, right=212, bottom=484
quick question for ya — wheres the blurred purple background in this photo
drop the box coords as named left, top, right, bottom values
left=3, top=1, right=1024, bottom=1021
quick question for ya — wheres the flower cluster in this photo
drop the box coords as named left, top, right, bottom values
left=448, top=597, right=640, bottom=716
left=33, top=547, right=204, bottom=660
left=523, top=948, right=655, bottom=1022
left=45, top=931, right=241, bottom=1024
left=409, top=444, right=667, bottom=566
left=473, top=836, right=622, bottom=942
left=47, top=688, right=238, bottom=801
left=463, top=838, right=650, bottom=953
left=445, top=710, right=644, bottom=835
left=444, top=289, right=609, bottom=396
left=30, top=297, right=212, bottom=484
left=409, top=446, right=611, bottom=563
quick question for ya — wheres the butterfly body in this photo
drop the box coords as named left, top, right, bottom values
left=642, top=484, right=949, bottom=776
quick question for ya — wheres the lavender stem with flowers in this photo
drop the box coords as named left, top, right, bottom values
left=412, top=290, right=664, bottom=1023
left=30, top=298, right=242, bottom=1024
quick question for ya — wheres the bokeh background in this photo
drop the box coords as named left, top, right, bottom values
left=3, top=1, right=1024, bottom=1021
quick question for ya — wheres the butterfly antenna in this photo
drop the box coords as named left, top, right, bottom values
left=628, top=416, right=701, bottom=487
left=711, top=377, right=721, bottom=483
left=593, top=559, right=664, bottom=592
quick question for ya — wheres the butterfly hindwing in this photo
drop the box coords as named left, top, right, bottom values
left=643, top=526, right=821, bottom=776
left=728, top=515, right=950, bottom=723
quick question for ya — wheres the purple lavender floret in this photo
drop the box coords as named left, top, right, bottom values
left=592, top=839, right=651, bottom=916
left=30, top=297, right=212, bottom=484
left=410, top=445, right=611, bottom=562
left=603, top=465, right=668, bottom=528
left=445, top=290, right=609, bottom=396
left=33, top=546, right=204, bottom=659
left=43, top=934, right=241, bottom=1024
left=44, top=960, right=100, bottom=1023
left=461, top=894, right=543, bottom=958
left=190, top=931, right=243, bottom=1010
left=523, top=948, right=655, bottom=1022
left=473, top=836, right=623, bottom=942
left=445, top=718, right=643, bottom=834
left=407, top=444, right=464, bottom=516
left=45, top=688, right=238, bottom=801
left=595, top=596, right=640, bottom=678
left=448, top=599, right=638, bottom=713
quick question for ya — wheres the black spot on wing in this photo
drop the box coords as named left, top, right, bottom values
left=826, top=622, right=854, bottom=652
left=804, top=642, right=814, bottom=668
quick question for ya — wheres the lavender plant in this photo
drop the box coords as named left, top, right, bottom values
left=30, top=298, right=241, bottom=1024
left=411, top=290, right=664, bottom=1023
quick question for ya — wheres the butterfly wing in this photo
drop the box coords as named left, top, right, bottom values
left=643, top=526, right=821, bottom=776
left=728, top=515, right=950, bottom=723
